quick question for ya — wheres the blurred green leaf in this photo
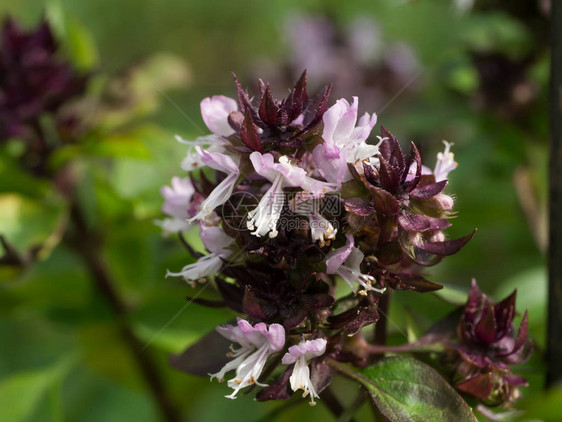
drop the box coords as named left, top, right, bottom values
left=0, top=193, right=66, bottom=254
left=461, top=12, right=531, bottom=57
left=0, top=157, right=50, bottom=198
left=134, top=323, right=198, bottom=353
left=133, top=52, right=192, bottom=93
left=0, top=358, right=72, bottom=422
left=78, top=323, right=140, bottom=387
left=516, top=384, right=562, bottom=422
left=447, top=64, right=479, bottom=94
left=62, top=367, right=157, bottom=422
left=51, top=129, right=152, bottom=169
left=46, top=0, right=99, bottom=69
left=433, top=283, right=469, bottom=306
left=494, top=266, right=546, bottom=347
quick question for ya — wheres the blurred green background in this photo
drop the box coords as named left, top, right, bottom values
left=0, top=0, right=551, bottom=421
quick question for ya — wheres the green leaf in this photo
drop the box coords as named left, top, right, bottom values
left=330, top=357, right=477, bottom=422
left=50, top=129, right=153, bottom=169
left=46, top=0, right=99, bottom=70
left=0, top=193, right=67, bottom=254
left=0, top=358, right=72, bottom=422
left=516, top=384, right=562, bottom=421
left=433, top=283, right=470, bottom=306
left=494, top=266, right=546, bottom=347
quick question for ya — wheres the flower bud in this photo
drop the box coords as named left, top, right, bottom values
left=411, top=193, right=454, bottom=217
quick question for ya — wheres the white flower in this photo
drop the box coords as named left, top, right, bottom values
left=308, top=211, right=337, bottom=247
left=290, top=193, right=337, bottom=247
left=189, top=146, right=240, bottom=222
left=210, top=318, right=285, bottom=399
left=156, top=177, right=195, bottom=234
left=247, top=153, right=307, bottom=238
left=313, top=97, right=380, bottom=185
left=325, top=235, right=385, bottom=295
left=166, top=222, right=234, bottom=285
left=282, top=338, right=327, bottom=406
left=321, top=96, right=379, bottom=165
left=176, top=134, right=227, bottom=172
left=247, top=153, right=338, bottom=238
left=200, top=95, right=238, bottom=137
left=433, top=141, right=457, bottom=182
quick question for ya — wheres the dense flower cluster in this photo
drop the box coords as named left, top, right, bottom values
left=447, top=280, right=531, bottom=406
left=0, top=18, right=87, bottom=174
left=161, top=73, right=476, bottom=403
left=0, top=18, right=86, bottom=138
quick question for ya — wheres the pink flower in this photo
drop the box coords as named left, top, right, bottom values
left=314, top=97, right=379, bottom=185
left=282, top=338, right=327, bottom=405
left=190, top=146, right=240, bottom=222
left=290, top=192, right=337, bottom=246
left=211, top=318, right=285, bottom=399
left=247, top=153, right=338, bottom=238
left=200, top=95, right=238, bottom=137
left=175, top=134, right=227, bottom=172
left=166, top=221, right=234, bottom=285
left=325, top=235, right=385, bottom=295
left=409, top=140, right=458, bottom=183
left=321, top=97, right=378, bottom=161
left=157, top=177, right=195, bottom=233
left=247, top=153, right=307, bottom=238
left=433, top=141, right=457, bottom=182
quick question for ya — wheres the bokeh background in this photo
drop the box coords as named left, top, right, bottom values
left=0, top=0, right=553, bottom=421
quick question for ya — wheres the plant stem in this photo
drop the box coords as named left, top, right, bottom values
left=365, top=343, right=434, bottom=354
left=67, top=203, right=181, bottom=422
left=374, top=290, right=391, bottom=348
left=548, top=0, right=562, bottom=388
left=336, top=390, right=365, bottom=422
left=326, top=360, right=385, bottom=421
left=319, top=387, right=350, bottom=421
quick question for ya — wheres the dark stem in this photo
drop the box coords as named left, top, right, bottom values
left=178, top=232, right=202, bottom=258
left=548, top=0, right=562, bottom=388
left=335, top=389, right=366, bottom=422
left=319, top=387, right=352, bottom=421
left=374, top=291, right=391, bottom=346
left=28, top=118, right=52, bottom=177
left=326, top=360, right=386, bottom=421
left=67, top=204, right=181, bottom=422
left=365, top=343, right=434, bottom=354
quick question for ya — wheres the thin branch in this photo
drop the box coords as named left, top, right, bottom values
left=178, top=232, right=202, bottom=258
left=548, top=0, right=562, bottom=388
left=319, top=387, right=349, bottom=421
left=336, top=389, right=365, bottom=422
left=374, top=291, right=391, bottom=346
left=67, top=203, right=181, bottom=422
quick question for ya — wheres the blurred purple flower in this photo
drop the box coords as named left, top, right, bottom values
left=0, top=17, right=86, bottom=141
left=262, top=14, right=421, bottom=111
left=157, top=176, right=195, bottom=234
